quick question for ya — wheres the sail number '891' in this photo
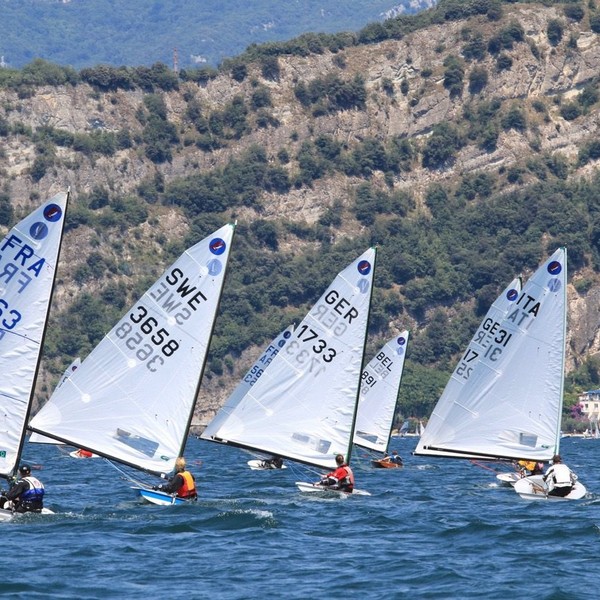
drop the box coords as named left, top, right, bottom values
left=115, top=305, right=179, bottom=371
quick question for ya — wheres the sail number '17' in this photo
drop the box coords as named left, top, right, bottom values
left=115, top=305, right=179, bottom=372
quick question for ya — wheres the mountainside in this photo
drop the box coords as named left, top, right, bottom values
left=3, top=0, right=600, bottom=427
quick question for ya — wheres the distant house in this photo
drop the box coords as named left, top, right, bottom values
left=578, top=390, right=600, bottom=421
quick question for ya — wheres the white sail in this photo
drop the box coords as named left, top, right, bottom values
left=415, top=249, right=566, bottom=462
left=353, top=332, right=409, bottom=454
left=0, top=192, right=68, bottom=478
left=206, top=248, right=376, bottom=470
left=415, top=276, right=522, bottom=458
left=29, top=357, right=81, bottom=445
left=29, top=223, right=235, bottom=474
left=201, top=325, right=294, bottom=441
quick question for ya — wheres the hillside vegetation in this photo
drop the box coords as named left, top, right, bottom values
left=2, top=0, right=600, bottom=430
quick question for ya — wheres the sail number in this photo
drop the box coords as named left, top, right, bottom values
left=456, top=319, right=514, bottom=380
left=0, top=298, right=22, bottom=330
left=294, top=324, right=336, bottom=362
left=361, top=351, right=393, bottom=391
left=284, top=324, right=337, bottom=376
left=115, top=305, right=179, bottom=371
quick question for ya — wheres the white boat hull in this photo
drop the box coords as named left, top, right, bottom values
left=247, top=459, right=287, bottom=470
left=69, top=450, right=98, bottom=459
left=514, top=475, right=586, bottom=500
left=133, top=486, right=192, bottom=506
left=295, top=481, right=371, bottom=496
left=0, top=507, right=55, bottom=521
left=496, top=472, right=521, bottom=486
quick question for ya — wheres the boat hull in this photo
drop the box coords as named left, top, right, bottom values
left=496, top=472, right=521, bottom=486
left=247, top=459, right=287, bottom=470
left=295, top=481, right=371, bottom=496
left=69, top=450, right=98, bottom=459
left=371, top=459, right=402, bottom=469
left=0, top=507, right=55, bottom=521
left=133, top=487, right=192, bottom=506
left=514, top=475, right=586, bottom=500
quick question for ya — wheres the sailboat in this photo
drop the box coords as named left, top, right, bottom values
left=352, top=332, right=409, bottom=469
left=415, top=249, right=586, bottom=501
left=0, top=191, right=69, bottom=520
left=201, top=247, right=376, bottom=496
left=396, top=420, right=410, bottom=437
left=29, top=223, right=235, bottom=506
left=201, top=324, right=295, bottom=470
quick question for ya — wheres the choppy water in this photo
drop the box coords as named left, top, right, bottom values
left=3, top=435, right=600, bottom=599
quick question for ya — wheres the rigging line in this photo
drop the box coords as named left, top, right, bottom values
left=105, top=459, right=160, bottom=487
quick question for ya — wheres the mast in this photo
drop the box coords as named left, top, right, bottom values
left=29, top=223, right=235, bottom=476
left=203, top=247, right=376, bottom=471
left=554, top=247, right=567, bottom=455
left=0, top=191, right=69, bottom=481
left=12, top=190, right=70, bottom=479
left=177, top=222, right=236, bottom=460
left=346, top=247, right=376, bottom=466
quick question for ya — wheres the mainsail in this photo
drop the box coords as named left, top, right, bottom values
left=204, top=248, right=376, bottom=470
left=29, top=223, right=235, bottom=474
left=201, top=324, right=294, bottom=441
left=415, top=250, right=566, bottom=462
left=0, top=191, right=69, bottom=479
left=353, top=332, right=409, bottom=454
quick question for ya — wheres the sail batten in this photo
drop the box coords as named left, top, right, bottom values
left=29, top=223, right=235, bottom=475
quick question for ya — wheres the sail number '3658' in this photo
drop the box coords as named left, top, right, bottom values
left=115, top=305, right=179, bottom=372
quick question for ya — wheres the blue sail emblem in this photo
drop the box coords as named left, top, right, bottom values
left=548, top=278, right=562, bottom=293
left=506, top=288, right=518, bottom=301
left=357, top=260, right=371, bottom=275
left=30, top=222, right=48, bottom=240
left=43, top=203, right=62, bottom=222
left=397, top=336, right=406, bottom=346
left=547, top=260, right=562, bottom=275
left=209, top=238, right=226, bottom=255
left=207, top=259, right=222, bottom=276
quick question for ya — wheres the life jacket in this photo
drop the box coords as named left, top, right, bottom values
left=549, top=463, right=572, bottom=487
left=177, top=470, right=197, bottom=498
left=19, top=476, right=45, bottom=504
left=340, top=465, right=355, bottom=492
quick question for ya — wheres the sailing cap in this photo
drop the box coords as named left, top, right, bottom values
left=19, top=464, right=31, bottom=475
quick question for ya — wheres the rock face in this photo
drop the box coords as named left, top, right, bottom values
left=2, top=2, right=600, bottom=420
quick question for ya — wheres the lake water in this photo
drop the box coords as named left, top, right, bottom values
left=2, top=435, right=599, bottom=599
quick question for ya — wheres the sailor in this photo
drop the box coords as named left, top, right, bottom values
left=543, top=454, right=577, bottom=497
left=75, top=449, right=94, bottom=458
left=517, top=459, right=544, bottom=476
left=262, top=455, right=284, bottom=469
left=388, top=450, right=403, bottom=465
left=153, top=456, right=197, bottom=500
left=317, top=454, right=355, bottom=493
left=0, top=464, right=45, bottom=513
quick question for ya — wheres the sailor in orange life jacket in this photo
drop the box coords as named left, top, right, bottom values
left=316, top=454, right=355, bottom=493
left=153, top=457, right=197, bottom=499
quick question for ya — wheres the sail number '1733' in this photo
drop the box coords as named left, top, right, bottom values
left=114, top=305, right=179, bottom=372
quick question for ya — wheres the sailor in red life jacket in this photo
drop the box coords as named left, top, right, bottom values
left=75, top=449, right=94, bottom=458
left=317, top=454, right=354, bottom=493
left=0, top=464, right=45, bottom=513
left=153, top=457, right=197, bottom=500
